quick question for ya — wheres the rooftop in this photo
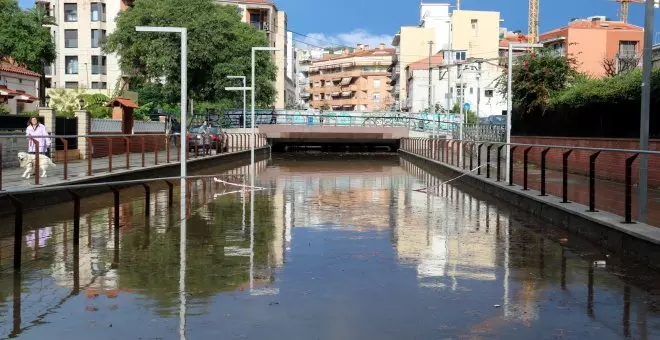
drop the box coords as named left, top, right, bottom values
left=0, top=60, right=41, bottom=78
left=407, top=53, right=444, bottom=71
left=541, top=18, right=643, bottom=36
left=317, top=46, right=394, bottom=62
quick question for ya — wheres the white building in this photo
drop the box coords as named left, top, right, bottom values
left=37, top=0, right=130, bottom=93
left=0, top=62, right=41, bottom=115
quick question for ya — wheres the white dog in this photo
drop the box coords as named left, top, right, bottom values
left=17, top=152, right=56, bottom=179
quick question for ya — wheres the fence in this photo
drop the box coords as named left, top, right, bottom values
left=400, top=137, right=660, bottom=228
left=0, top=132, right=267, bottom=191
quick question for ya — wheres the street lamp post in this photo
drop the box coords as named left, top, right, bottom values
left=227, top=75, right=247, bottom=129
left=506, top=43, right=543, bottom=179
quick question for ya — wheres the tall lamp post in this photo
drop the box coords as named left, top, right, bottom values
left=227, top=75, right=247, bottom=129
left=506, top=43, right=543, bottom=179
left=135, top=25, right=188, bottom=340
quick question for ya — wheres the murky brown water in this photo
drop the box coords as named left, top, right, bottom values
left=1, top=153, right=660, bottom=339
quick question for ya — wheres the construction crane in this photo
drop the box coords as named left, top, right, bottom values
left=614, top=0, right=644, bottom=23
left=528, top=0, right=539, bottom=43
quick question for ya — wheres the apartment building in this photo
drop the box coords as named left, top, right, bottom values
left=36, top=0, right=133, bottom=93
left=216, top=0, right=293, bottom=109
left=308, top=44, right=393, bottom=112
left=539, top=16, right=644, bottom=77
left=295, top=48, right=328, bottom=109
left=390, top=27, right=436, bottom=111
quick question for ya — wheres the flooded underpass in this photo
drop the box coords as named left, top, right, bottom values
left=2, top=153, right=660, bottom=339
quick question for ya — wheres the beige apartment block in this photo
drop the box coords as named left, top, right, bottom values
left=216, top=0, right=293, bottom=109
left=450, top=10, right=501, bottom=60
left=308, top=44, right=393, bottom=112
left=36, top=0, right=133, bottom=94
left=391, top=27, right=436, bottom=111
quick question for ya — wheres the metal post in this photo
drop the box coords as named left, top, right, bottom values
left=71, top=191, right=80, bottom=246
left=141, top=136, right=146, bottom=167
left=10, top=196, right=22, bottom=271
left=589, top=151, right=601, bottom=212
left=428, top=40, right=434, bottom=114
left=243, top=77, right=247, bottom=129
left=477, top=143, right=483, bottom=175
left=626, top=154, right=640, bottom=223
left=523, top=147, right=532, bottom=190
left=509, top=146, right=517, bottom=186
left=87, top=137, right=92, bottom=176
left=486, top=144, right=493, bottom=179
left=33, top=139, right=40, bottom=185
left=540, top=148, right=550, bottom=196
left=638, top=0, right=655, bottom=223
left=107, top=137, right=113, bottom=172
left=166, top=181, right=174, bottom=207
left=154, top=135, right=159, bottom=164
left=124, top=137, right=130, bottom=169
left=497, top=145, right=504, bottom=181
left=111, top=187, right=120, bottom=229
left=506, top=45, right=513, bottom=181
left=562, top=150, right=573, bottom=203
left=60, top=138, right=69, bottom=180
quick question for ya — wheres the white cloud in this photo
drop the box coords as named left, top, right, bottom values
left=295, top=29, right=394, bottom=50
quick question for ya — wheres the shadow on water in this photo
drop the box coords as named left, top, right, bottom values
left=0, top=153, right=660, bottom=339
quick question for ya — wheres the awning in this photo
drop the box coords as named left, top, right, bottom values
left=332, top=77, right=341, bottom=82
left=0, top=85, right=19, bottom=98
left=331, top=92, right=340, bottom=96
left=339, top=77, right=351, bottom=85
left=13, top=90, right=38, bottom=103
left=341, top=91, right=352, bottom=97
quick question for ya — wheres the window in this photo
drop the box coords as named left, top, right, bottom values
left=249, top=12, right=262, bottom=30
left=372, top=93, right=381, bottom=105
left=471, top=19, right=478, bottom=37
left=90, top=3, right=106, bottom=22
left=619, top=41, right=638, bottom=57
left=65, top=56, right=78, bottom=74
left=91, top=29, right=106, bottom=48
left=454, top=51, right=467, bottom=61
left=485, top=90, right=494, bottom=98
left=373, top=79, right=381, bottom=89
left=65, top=81, right=79, bottom=89
left=64, top=29, right=78, bottom=48
left=64, top=3, right=77, bottom=22
left=456, top=84, right=466, bottom=96
left=91, top=55, right=107, bottom=75
left=91, top=82, right=107, bottom=89
left=470, top=87, right=474, bottom=95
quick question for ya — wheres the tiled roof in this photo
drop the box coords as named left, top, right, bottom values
left=320, top=48, right=395, bottom=62
left=0, top=85, right=20, bottom=97
left=407, top=53, right=445, bottom=71
left=0, top=62, right=41, bottom=78
left=541, top=20, right=642, bottom=37
left=105, top=97, right=139, bottom=108
left=499, top=34, right=528, bottom=48
left=14, top=90, right=39, bottom=102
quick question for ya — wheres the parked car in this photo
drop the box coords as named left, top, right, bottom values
left=187, top=126, right=226, bottom=153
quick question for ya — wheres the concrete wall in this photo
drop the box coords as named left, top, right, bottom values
left=0, top=133, right=29, bottom=168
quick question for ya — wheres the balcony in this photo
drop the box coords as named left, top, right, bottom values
left=91, top=64, right=107, bottom=75
left=298, top=78, right=309, bottom=85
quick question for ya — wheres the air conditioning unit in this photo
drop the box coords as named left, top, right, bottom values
left=263, top=23, right=270, bottom=32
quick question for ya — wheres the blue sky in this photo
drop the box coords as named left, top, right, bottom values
left=19, top=0, right=660, bottom=47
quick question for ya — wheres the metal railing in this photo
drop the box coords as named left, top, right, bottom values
left=0, top=132, right=267, bottom=191
left=400, top=137, right=660, bottom=227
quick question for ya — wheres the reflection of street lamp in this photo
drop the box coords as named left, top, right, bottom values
left=505, top=43, right=543, bottom=179
left=227, top=75, right=247, bottom=129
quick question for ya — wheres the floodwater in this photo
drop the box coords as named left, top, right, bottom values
left=2, top=153, right=660, bottom=339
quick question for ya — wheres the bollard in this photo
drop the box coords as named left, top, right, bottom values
left=588, top=151, right=601, bottom=212
left=59, top=138, right=69, bottom=180
left=143, top=183, right=151, bottom=217
left=124, top=137, right=131, bottom=170
left=497, top=145, right=504, bottom=182
left=509, top=146, right=517, bottom=186
left=107, top=137, right=113, bottom=172
left=624, top=154, right=639, bottom=223
left=523, top=147, right=532, bottom=190
left=69, top=191, right=80, bottom=246
left=165, top=180, right=174, bottom=207
left=540, top=148, right=550, bottom=196
left=562, top=150, right=573, bottom=203
left=9, top=196, right=22, bottom=271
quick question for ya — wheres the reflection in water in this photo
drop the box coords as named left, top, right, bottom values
left=1, top=156, right=660, bottom=339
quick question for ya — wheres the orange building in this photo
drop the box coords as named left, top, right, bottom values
left=539, top=16, right=643, bottom=77
left=308, top=44, right=394, bottom=112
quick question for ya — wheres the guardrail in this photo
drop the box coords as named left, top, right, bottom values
left=0, top=132, right=267, bottom=191
left=400, top=137, right=660, bottom=227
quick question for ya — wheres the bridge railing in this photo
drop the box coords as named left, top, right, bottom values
left=0, top=132, right=267, bottom=191
left=400, top=137, right=660, bottom=228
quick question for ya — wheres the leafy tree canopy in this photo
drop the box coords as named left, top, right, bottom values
left=497, top=49, right=579, bottom=114
left=104, top=0, right=277, bottom=108
left=0, top=0, right=55, bottom=72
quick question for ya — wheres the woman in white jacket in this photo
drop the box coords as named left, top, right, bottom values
left=26, top=116, right=51, bottom=155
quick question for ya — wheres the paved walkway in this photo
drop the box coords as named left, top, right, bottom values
left=1, top=147, right=249, bottom=192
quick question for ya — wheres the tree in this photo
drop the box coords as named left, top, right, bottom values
left=48, top=88, right=85, bottom=118
left=602, top=57, right=617, bottom=77
left=497, top=49, right=579, bottom=114
left=0, top=0, right=56, bottom=104
left=104, top=0, right=276, bottom=108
